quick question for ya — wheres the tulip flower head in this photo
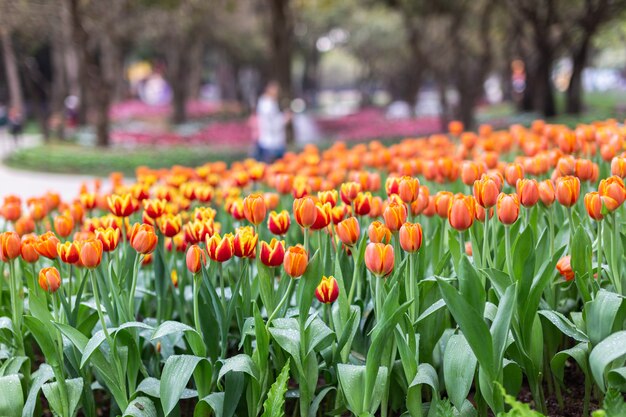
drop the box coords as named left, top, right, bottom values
left=0, top=231, right=21, bottom=261
left=555, top=176, right=581, bottom=207
left=293, top=197, right=318, bottom=229
left=365, top=242, right=394, bottom=277
left=34, top=231, right=60, bottom=259
left=107, top=193, right=136, bottom=217
left=315, top=276, right=339, bottom=304
left=39, top=267, right=61, bottom=293
left=268, top=210, right=291, bottom=235
left=243, top=193, right=267, bottom=226
left=283, top=245, right=308, bottom=278
left=497, top=193, right=520, bottom=225
left=207, top=233, right=235, bottom=262
left=337, top=217, right=360, bottom=247
left=448, top=195, right=475, bottom=231
left=186, top=244, right=207, bottom=274
left=79, top=239, right=103, bottom=268
left=260, top=239, right=286, bottom=267
left=130, top=224, right=159, bottom=255
left=399, top=222, right=423, bottom=253
left=58, top=241, right=81, bottom=264
left=20, top=234, right=40, bottom=263
left=556, top=256, right=574, bottom=281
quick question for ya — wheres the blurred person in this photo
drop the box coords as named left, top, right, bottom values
left=255, top=81, right=290, bottom=163
left=8, top=106, right=23, bottom=146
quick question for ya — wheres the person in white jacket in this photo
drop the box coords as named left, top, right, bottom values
left=255, top=81, right=290, bottom=162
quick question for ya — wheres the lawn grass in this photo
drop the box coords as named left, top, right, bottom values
left=4, top=143, right=249, bottom=177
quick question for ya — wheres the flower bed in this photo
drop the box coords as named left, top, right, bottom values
left=1, top=119, right=626, bottom=417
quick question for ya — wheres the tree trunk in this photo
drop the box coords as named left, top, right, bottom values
left=535, top=49, right=556, bottom=117
left=93, top=87, right=110, bottom=147
left=187, top=39, right=204, bottom=100
left=566, top=34, right=591, bottom=114
left=301, top=45, right=319, bottom=105
left=269, top=0, right=293, bottom=143
left=1, top=28, right=24, bottom=112
left=520, top=63, right=535, bottom=112
left=436, top=79, right=450, bottom=132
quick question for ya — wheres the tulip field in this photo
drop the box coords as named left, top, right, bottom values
left=3, top=119, right=626, bottom=417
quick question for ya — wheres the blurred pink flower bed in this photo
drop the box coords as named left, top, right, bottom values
left=110, top=100, right=238, bottom=120
left=110, top=105, right=443, bottom=146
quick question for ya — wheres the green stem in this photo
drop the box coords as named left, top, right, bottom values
left=504, top=227, right=514, bottom=278
left=193, top=273, right=202, bottom=336
left=266, top=278, right=294, bottom=329
left=52, top=293, right=70, bottom=417
left=597, top=221, right=603, bottom=285
left=482, top=212, right=490, bottom=268
left=218, top=262, right=227, bottom=314
left=8, top=260, right=24, bottom=356
left=583, top=374, right=591, bottom=417
left=566, top=207, right=575, bottom=251
left=347, top=251, right=359, bottom=304
left=127, top=252, right=141, bottom=319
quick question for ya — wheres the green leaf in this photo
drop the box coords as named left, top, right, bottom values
left=409, top=363, right=439, bottom=400
left=457, top=256, right=485, bottom=316
left=24, top=316, right=59, bottom=367
left=218, top=354, right=259, bottom=381
left=194, top=392, right=224, bottom=417
left=22, top=364, right=55, bottom=417
left=414, top=299, right=446, bottom=325
left=135, top=377, right=197, bottom=400
left=337, top=364, right=387, bottom=416
left=81, top=330, right=107, bottom=368
left=151, top=320, right=206, bottom=357
left=161, top=355, right=212, bottom=416
left=538, top=310, right=589, bottom=343
left=123, top=396, right=158, bottom=417
left=490, top=284, right=517, bottom=369
left=590, top=331, right=626, bottom=392
left=42, top=378, right=84, bottom=417
left=551, top=343, right=590, bottom=384
left=444, top=334, right=477, bottom=411
left=585, top=289, right=623, bottom=346
left=0, top=356, right=29, bottom=376
left=0, top=374, right=24, bottom=417
left=437, top=278, right=494, bottom=376
left=608, top=367, right=626, bottom=391
left=261, top=359, right=290, bottom=417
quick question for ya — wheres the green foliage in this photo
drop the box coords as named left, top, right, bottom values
left=495, top=384, right=545, bottom=417
left=261, top=359, right=290, bottom=417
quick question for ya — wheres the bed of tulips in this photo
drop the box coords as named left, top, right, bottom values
left=2, top=119, right=626, bottom=417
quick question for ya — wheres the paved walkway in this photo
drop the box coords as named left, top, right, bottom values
left=0, top=134, right=93, bottom=201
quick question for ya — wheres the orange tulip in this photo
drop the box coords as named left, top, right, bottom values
left=293, top=197, right=318, bottom=228
left=556, top=256, right=574, bottom=281
left=448, top=120, right=464, bottom=136
left=340, top=182, right=362, bottom=204
left=130, top=224, right=158, bottom=254
left=365, top=242, right=394, bottom=277
left=20, top=235, right=40, bottom=263
left=79, top=193, right=97, bottom=211
left=310, top=202, right=332, bottom=230
left=575, top=159, right=595, bottom=182
left=275, top=174, right=294, bottom=194
left=39, top=267, right=61, bottom=293
left=1, top=202, right=21, bottom=222
left=584, top=192, right=619, bottom=221
left=448, top=195, right=475, bottom=231
left=399, top=222, right=423, bottom=252
left=368, top=221, right=392, bottom=244
left=368, top=196, right=383, bottom=218
left=497, top=193, right=520, bottom=225
left=611, top=157, right=626, bottom=178
left=504, top=163, right=525, bottom=188
left=58, top=241, right=80, bottom=264
left=107, top=194, right=135, bottom=217
left=461, top=161, right=484, bottom=186
left=283, top=245, right=308, bottom=278
left=410, top=186, right=430, bottom=216
left=516, top=179, right=539, bottom=207
left=186, top=244, right=207, bottom=274
left=184, top=219, right=215, bottom=244
left=34, top=231, right=60, bottom=259
left=79, top=239, right=103, bottom=268
left=337, top=217, right=360, bottom=247
left=206, top=233, right=235, bottom=262
left=315, top=276, right=339, bottom=304
left=233, top=226, right=258, bottom=258
left=229, top=199, right=245, bottom=221
left=555, top=176, right=581, bottom=207
left=143, top=199, right=167, bottom=219
left=434, top=191, right=454, bottom=218
left=260, top=239, right=285, bottom=267
left=0, top=231, right=21, bottom=261
left=598, top=176, right=626, bottom=206
left=538, top=180, right=556, bottom=207
left=398, top=176, right=420, bottom=203
left=95, top=227, right=121, bottom=252
left=243, top=193, right=267, bottom=226
left=383, top=200, right=407, bottom=232
left=353, top=192, right=372, bottom=216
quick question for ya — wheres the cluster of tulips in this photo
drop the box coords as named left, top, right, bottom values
left=2, top=119, right=626, bottom=417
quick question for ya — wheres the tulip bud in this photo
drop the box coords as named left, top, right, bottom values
left=58, top=241, right=80, bottom=264
left=340, top=182, right=361, bottom=204
left=186, top=244, right=206, bottom=274
left=353, top=192, right=372, bottom=216
left=538, top=180, right=556, bottom=207
left=434, top=191, right=453, bottom=218
left=233, top=226, right=257, bottom=258
left=159, top=214, right=182, bottom=238
left=268, top=210, right=291, bottom=235
left=611, top=157, right=626, bottom=178
left=368, top=221, right=392, bottom=244
left=556, top=256, right=574, bottom=281
left=20, top=235, right=40, bottom=263
left=516, top=179, right=539, bottom=207
left=337, top=217, right=360, bottom=247
left=293, top=197, right=318, bottom=228
left=497, top=193, right=520, bottom=225
left=95, top=227, right=121, bottom=252
left=260, top=239, right=285, bottom=267
left=399, top=222, right=423, bottom=253
left=243, top=193, right=267, bottom=226
left=473, top=175, right=500, bottom=208
left=315, top=276, right=339, bottom=304
left=318, top=190, right=338, bottom=207
left=584, top=192, right=619, bottom=221
left=79, top=239, right=103, bottom=268
left=39, top=267, right=61, bottom=293
left=283, top=245, right=308, bottom=278
left=365, top=242, right=394, bottom=277
left=398, top=177, right=420, bottom=203
left=206, top=233, right=235, bottom=262
left=555, top=176, right=581, bottom=207
left=143, top=199, right=167, bottom=219
left=130, top=224, right=159, bottom=254
left=54, top=214, right=74, bottom=238
left=599, top=176, right=626, bottom=206
left=383, top=201, right=407, bottom=232
left=448, top=195, right=475, bottom=231
left=310, top=202, right=332, bottom=230
left=0, top=231, right=21, bottom=261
